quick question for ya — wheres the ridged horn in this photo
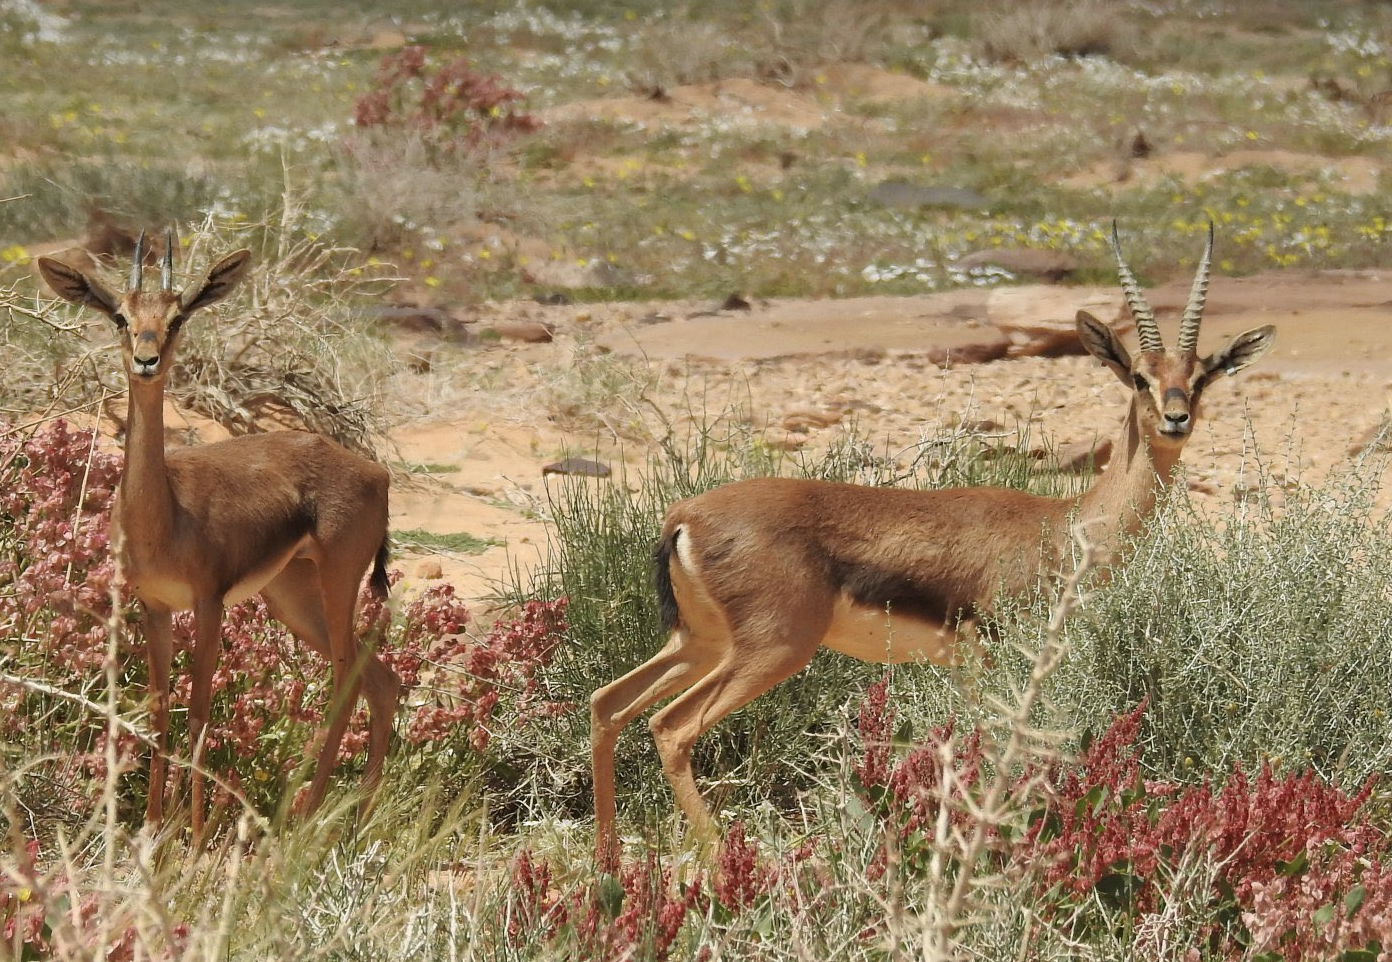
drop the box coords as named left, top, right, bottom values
left=1176, top=220, right=1213, bottom=356
left=161, top=228, right=174, bottom=292
left=129, top=230, right=146, bottom=292
left=1111, top=221, right=1163, bottom=354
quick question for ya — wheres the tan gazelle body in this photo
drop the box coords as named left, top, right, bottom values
left=589, top=224, right=1276, bottom=858
left=38, top=234, right=401, bottom=837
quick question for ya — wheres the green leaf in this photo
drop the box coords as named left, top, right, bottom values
left=1313, top=903, right=1337, bottom=928
left=1075, top=784, right=1105, bottom=818
left=892, top=717, right=914, bottom=748
left=1276, top=849, right=1308, bottom=877
left=596, top=872, right=624, bottom=919
left=1346, top=884, right=1367, bottom=918
left=1094, top=871, right=1144, bottom=911
left=1338, top=949, right=1378, bottom=962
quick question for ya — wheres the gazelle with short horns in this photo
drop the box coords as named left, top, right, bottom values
left=590, top=223, right=1275, bottom=857
left=38, top=233, right=401, bottom=837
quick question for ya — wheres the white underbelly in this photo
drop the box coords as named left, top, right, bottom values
left=820, top=593, right=964, bottom=665
left=222, top=536, right=311, bottom=605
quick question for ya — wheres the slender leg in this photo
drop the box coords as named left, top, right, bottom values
left=589, top=627, right=723, bottom=859
left=306, top=565, right=369, bottom=814
left=261, top=559, right=399, bottom=815
left=142, top=605, right=175, bottom=827
left=647, top=640, right=819, bottom=843
left=187, top=597, right=224, bottom=841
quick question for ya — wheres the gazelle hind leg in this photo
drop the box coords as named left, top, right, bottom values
left=259, top=561, right=340, bottom=812
left=646, top=640, right=819, bottom=843
left=590, top=627, right=723, bottom=856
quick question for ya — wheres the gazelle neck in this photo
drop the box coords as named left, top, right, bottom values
left=118, top=376, right=176, bottom=545
left=1073, top=403, right=1183, bottom=561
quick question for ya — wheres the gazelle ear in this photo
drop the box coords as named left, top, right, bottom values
left=1076, top=310, right=1134, bottom=386
left=37, top=256, right=123, bottom=321
left=179, top=249, right=251, bottom=315
left=1200, top=325, right=1275, bottom=381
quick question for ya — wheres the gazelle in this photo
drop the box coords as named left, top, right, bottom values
left=590, top=224, right=1275, bottom=856
left=38, top=234, right=401, bottom=836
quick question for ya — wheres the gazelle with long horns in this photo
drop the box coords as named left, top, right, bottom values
left=38, top=233, right=401, bottom=836
left=590, top=223, right=1276, bottom=856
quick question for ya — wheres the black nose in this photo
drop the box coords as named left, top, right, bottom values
left=1164, top=411, right=1190, bottom=431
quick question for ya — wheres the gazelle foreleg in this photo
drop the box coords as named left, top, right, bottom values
left=186, top=596, right=225, bottom=840
left=142, top=605, right=175, bottom=828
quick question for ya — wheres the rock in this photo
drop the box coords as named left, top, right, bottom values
left=868, top=181, right=989, bottom=211
left=780, top=409, right=842, bottom=433
left=955, top=247, right=1080, bottom=283
left=415, top=560, right=444, bottom=580
left=925, top=335, right=1010, bottom=367
left=994, top=314, right=1134, bottom=359
left=488, top=322, right=555, bottom=344
left=1052, top=437, right=1113, bottom=473
left=370, top=304, right=474, bottom=340
left=541, top=457, right=612, bottom=478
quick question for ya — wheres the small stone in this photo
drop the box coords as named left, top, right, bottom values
left=541, top=457, right=612, bottom=478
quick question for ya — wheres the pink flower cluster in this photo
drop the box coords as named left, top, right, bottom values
left=1025, top=701, right=1389, bottom=957
left=853, top=673, right=1016, bottom=879
left=0, top=419, right=573, bottom=820
left=505, top=823, right=820, bottom=957
left=0, top=833, right=189, bottom=960
left=0, top=419, right=123, bottom=677
left=853, top=685, right=1392, bottom=959
left=395, top=593, right=570, bottom=751
left=352, top=45, right=541, bottom=154
left=508, top=848, right=707, bottom=961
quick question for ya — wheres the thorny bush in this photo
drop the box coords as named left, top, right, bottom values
left=0, top=419, right=570, bottom=821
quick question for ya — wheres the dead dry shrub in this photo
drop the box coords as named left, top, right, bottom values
left=976, top=0, right=1138, bottom=65
left=21, top=195, right=399, bottom=459
left=626, top=0, right=897, bottom=93
left=169, top=213, right=397, bottom=457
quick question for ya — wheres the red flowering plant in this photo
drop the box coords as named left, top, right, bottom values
left=0, top=419, right=129, bottom=790
left=502, top=823, right=822, bottom=959
left=352, top=45, right=541, bottom=160
left=851, top=674, right=1022, bottom=881
left=0, top=419, right=571, bottom=823
left=852, top=679, right=1392, bottom=959
left=1022, top=702, right=1392, bottom=958
left=505, top=848, right=708, bottom=962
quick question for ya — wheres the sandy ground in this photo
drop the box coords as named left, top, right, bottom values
left=388, top=267, right=1392, bottom=614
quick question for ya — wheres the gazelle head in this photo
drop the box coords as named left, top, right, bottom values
left=1076, top=222, right=1275, bottom=452
left=38, top=231, right=252, bottom=384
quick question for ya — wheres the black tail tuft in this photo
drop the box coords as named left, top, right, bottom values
left=370, top=537, right=390, bottom=598
left=652, top=529, right=680, bottom=632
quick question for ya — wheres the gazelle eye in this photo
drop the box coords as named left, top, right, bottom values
left=112, top=312, right=128, bottom=329
left=1132, top=374, right=1149, bottom=391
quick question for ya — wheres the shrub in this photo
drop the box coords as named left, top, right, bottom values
left=352, top=46, right=540, bottom=160
left=854, top=694, right=1392, bottom=959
